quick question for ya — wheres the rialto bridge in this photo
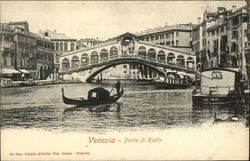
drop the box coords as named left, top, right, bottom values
left=59, top=33, right=196, bottom=82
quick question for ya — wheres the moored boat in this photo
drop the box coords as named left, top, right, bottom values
left=62, top=86, right=124, bottom=106
left=154, top=72, right=193, bottom=89
left=192, top=68, right=245, bottom=108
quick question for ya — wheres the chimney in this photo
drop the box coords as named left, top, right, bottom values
left=232, top=5, right=236, bottom=12
left=197, top=17, right=201, bottom=24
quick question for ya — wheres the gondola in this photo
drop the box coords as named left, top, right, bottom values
left=62, top=86, right=124, bottom=106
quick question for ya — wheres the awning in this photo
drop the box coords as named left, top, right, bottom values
left=18, top=69, right=30, bottom=74
left=1, top=68, right=21, bottom=75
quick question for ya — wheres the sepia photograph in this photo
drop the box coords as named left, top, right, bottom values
left=0, top=0, right=249, bottom=160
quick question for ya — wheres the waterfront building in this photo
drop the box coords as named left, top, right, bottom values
left=38, top=30, right=77, bottom=82
left=0, top=24, right=18, bottom=80
left=192, top=5, right=249, bottom=77
left=136, top=23, right=193, bottom=52
left=0, top=21, right=55, bottom=81
left=35, top=35, right=55, bottom=80
left=245, top=0, right=250, bottom=81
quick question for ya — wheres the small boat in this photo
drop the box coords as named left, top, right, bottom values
left=192, top=68, right=245, bottom=108
left=62, top=87, right=124, bottom=106
left=154, top=72, right=193, bottom=89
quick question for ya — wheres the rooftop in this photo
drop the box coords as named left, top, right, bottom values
left=135, top=23, right=193, bottom=36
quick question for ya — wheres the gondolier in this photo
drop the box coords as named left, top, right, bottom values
left=115, top=80, right=121, bottom=94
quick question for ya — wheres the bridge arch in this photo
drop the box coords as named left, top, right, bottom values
left=55, top=42, right=59, bottom=51
left=176, top=55, right=185, bottom=66
left=157, top=50, right=165, bottom=61
left=138, top=46, right=146, bottom=58
left=167, top=53, right=175, bottom=63
left=81, top=53, right=89, bottom=66
left=60, top=42, right=63, bottom=51
left=110, top=46, right=118, bottom=58
left=91, top=51, right=99, bottom=63
left=71, top=56, right=80, bottom=67
left=64, top=42, right=68, bottom=51
left=186, top=57, right=195, bottom=69
left=62, top=58, right=70, bottom=70
left=85, top=58, right=166, bottom=83
left=148, top=48, right=156, bottom=59
left=70, top=42, right=75, bottom=51
left=100, top=49, right=108, bottom=60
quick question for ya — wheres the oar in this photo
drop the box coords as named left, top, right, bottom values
left=110, top=86, right=115, bottom=93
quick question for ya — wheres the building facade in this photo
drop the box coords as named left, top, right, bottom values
left=136, top=24, right=193, bottom=51
left=192, top=5, right=249, bottom=77
left=38, top=30, right=77, bottom=82
left=0, top=21, right=55, bottom=81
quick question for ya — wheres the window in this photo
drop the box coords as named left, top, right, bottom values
left=232, top=31, right=238, bottom=39
left=244, top=29, right=247, bottom=37
left=155, top=35, right=159, bottom=40
left=176, top=40, right=179, bottom=46
left=166, top=34, right=169, bottom=38
left=160, top=34, right=164, bottom=39
left=176, top=32, right=178, bottom=37
left=146, top=37, right=149, bottom=41
left=45, top=32, right=49, bottom=36
left=243, top=17, right=248, bottom=23
left=212, top=71, right=222, bottom=79
left=150, top=36, right=154, bottom=41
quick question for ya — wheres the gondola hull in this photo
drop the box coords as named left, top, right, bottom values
left=62, top=87, right=124, bottom=106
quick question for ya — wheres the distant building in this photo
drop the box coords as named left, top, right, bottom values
left=76, top=38, right=100, bottom=49
left=136, top=23, right=193, bottom=52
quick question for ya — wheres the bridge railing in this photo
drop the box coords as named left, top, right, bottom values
left=60, top=54, right=195, bottom=73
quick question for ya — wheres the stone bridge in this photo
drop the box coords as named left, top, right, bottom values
left=59, top=32, right=196, bottom=81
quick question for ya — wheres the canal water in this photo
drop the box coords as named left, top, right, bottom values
left=1, top=80, right=249, bottom=160
left=0, top=80, right=247, bottom=132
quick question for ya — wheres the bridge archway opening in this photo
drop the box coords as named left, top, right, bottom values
left=60, top=42, right=63, bottom=51
left=148, top=48, right=156, bottom=59
left=121, top=35, right=135, bottom=55
left=100, top=49, right=108, bottom=60
left=70, top=42, right=75, bottom=51
left=186, top=57, right=194, bottom=69
left=81, top=53, right=89, bottom=66
left=91, top=51, right=99, bottom=63
left=55, top=42, right=59, bottom=51
left=167, top=53, right=175, bottom=63
left=64, top=42, right=68, bottom=51
left=62, top=58, right=70, bottom=70
left=110, top=46, right=118, bottom=58
left=157, top=50, right=166, bottom=61
left=71, top=56, right=80, bottom=67
left=177, top=55, right=185, bottom=67
left=138, top=46, right=146, bottom=58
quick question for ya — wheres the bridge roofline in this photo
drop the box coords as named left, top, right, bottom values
left=138, top=41, right=195, bottom=56
left=61, top=40, right=117, bottom=57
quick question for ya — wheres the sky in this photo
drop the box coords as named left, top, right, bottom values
left=0, top=1, right=246, bottom=41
